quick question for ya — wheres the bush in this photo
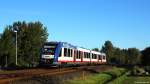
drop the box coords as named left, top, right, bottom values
left=130, top=66, right=145, bottom=76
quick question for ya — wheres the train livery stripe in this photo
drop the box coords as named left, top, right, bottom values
left=58, top=60, right=105, bottom=62
left=54, top=42, right=62, bottom=63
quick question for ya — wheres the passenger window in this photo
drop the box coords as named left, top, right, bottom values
left=68, top=49, right=70, bottom=57
left=95, top=54, right=97, bottom=59
left=71, top=49, right=72, bottom=57
left=74, top=50, right=76, bottom=57
left=103, top=56, right=106, bottom=60
left=92, top=54, right=94, bottom=59
left=84, top=52, right=87, bottom=58
left=86, top=53, right=88, bottom=58
left=79, top=51, right=81, bottom=59
left=77, top=51, right=79, bottom=59
left=88, top=53, right=90, bottom=58
left=99, top=55, right=102, bottom=60
left=84, top=52, right=86, bottom=58
left=64, top=48, right=67, bottom=57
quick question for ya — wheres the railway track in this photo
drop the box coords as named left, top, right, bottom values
left=0, top=65, right=111, bottom=84
left=0, top=67, right=78, bottom=84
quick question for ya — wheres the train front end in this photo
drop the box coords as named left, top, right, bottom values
left=40, top=42, right=59, bottom=66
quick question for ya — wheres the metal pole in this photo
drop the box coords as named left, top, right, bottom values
left=16, top=32, right=18, bottom=65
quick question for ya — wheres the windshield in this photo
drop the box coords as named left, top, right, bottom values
left=42, top=44, right=58, bottom=55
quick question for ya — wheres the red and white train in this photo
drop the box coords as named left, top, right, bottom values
left=40, top=42, right=106, bottom=66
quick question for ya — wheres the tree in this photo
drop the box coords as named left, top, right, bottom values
left=92, top=48, right=99, bottom=52
left=0, top=27, right=16, bottom=67
left=0, top=21, right=48, bottom=67
left=127, top=48, right=141, bottom=65
left=100, top=41, right=141, bottom=65
left=141, top=47, right=150, bottom=65
left=101, top=40, right=115, bottom=64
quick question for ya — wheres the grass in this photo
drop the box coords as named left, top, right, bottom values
left=108, top=72, right=128, bottom=84
left=108, top=71, right=150, bottom=84
left=122, top=76, right=150, bottom=84
left=64, top=67, right=127, bottom=84
left=65, top=73, right=112, bottom=84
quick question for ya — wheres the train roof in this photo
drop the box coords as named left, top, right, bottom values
left=45, top=41, right=77, bottom=49
left=44, top=41, right=105, bottom=54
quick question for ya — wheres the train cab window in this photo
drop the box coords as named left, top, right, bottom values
left=64, top=48, right=67, bottom=57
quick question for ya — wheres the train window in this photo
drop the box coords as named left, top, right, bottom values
left=77, top=50, right=79, bottom=59
left=99, top=55, right=102, bottom=60
left=74, top=50, right=76, bottom=57
left=79, top=51, right=81, bottom=59
left=92, top=54, right=97, bottom=59
left=95, top=54, right=97, bottom=59
left=84, top=52, right=87, bottom=58
left=86, top=53, right=88, bottom=58
left=88, top=53, right=90, bottom=58
left=64, top=48, right=67, bottom=57
left=68, top=49, right=70, bottom=57
left=70, top=49, right=72, bottom=57
left=86, top=52, right=88, bottom=58
left=103, top=56, right=106, bottom=60
left=92, top=54, right=94, bottom=59
left=85, top=52, right=87, bottom=58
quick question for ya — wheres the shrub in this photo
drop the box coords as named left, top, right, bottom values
left=130, top=66, right=145, bottom=76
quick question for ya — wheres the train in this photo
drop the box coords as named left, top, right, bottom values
left=40, top=41, right=106, bottom=66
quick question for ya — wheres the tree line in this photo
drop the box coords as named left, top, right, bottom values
left=0, top=21, right=48, bottom=68
left=93, top=41, right=150, bottom=66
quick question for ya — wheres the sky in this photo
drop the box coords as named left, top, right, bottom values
left=0, top=0, right=150, bottom=50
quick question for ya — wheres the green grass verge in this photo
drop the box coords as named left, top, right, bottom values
left=64, top=67, right=127, bottom=84
left=122, top=76, right=150, bottom=84
left=65, top=73, right=112, bottom=84
left=108, top=72, right=128, bottom=84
